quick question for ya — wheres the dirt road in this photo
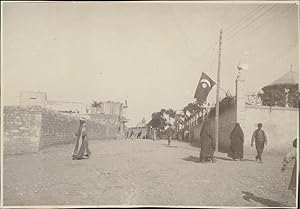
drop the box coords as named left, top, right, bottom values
left=3, top=139, right=297, bottom=207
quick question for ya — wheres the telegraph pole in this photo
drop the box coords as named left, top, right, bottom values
left=215, top=29, right=223, bottom=152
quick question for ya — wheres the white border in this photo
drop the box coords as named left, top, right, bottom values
left=0, top=1, right=299, bottom=208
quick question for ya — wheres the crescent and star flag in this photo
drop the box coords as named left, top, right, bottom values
left=194, top=72, right=216, bottom=104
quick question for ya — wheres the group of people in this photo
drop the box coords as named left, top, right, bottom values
left=199, top=120, right=268, bottom=163
left=71, top=117, right=297, bottom=195
left=125, top=130, right=143, bottom=139
left=199, top=118, right=297, bottom=195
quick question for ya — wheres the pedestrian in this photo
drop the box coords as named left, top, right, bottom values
left=281, top=138, right=297, bottom=196
left=251, top=123, right=267, bottom=163
left=72, top=117, right=91, bottom=160
left=184, top=129, right=189, bottom=141
left=129, top=130, right=134, bottom=139
left=228, top=123, right=244, bottom=161
left=199, top=118, right=216, bottom=163
left=137, top=131, right=142, bottom=139
left=165, top=124, right=174, bottom=145
left=153, top=128, right=157, bottom=141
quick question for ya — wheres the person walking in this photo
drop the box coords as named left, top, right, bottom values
left=251, top=123, right=267, bottom=163
left=165, top=124, right=174, bottom=145
left=153, top=128, right=157, bottom=141
left=281, top=138, right=297, bottom=196
left=137, top=131, right=142, bottom=139
left=129, top=130, right=134, bottom=139
left=199, top=118, right=216, bottom=163
left=228, top=123, right=244, bottom=161
left=72, top=117, right=91, bottom=160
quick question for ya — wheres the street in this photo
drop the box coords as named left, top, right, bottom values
left=4, top=139, right=296, bottom=207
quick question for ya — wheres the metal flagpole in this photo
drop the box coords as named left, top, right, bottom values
left=215, top=29, right=223, bottom=153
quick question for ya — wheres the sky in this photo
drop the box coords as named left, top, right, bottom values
left=2, top=2, right=298, bottom=127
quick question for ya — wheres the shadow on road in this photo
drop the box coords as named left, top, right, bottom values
left=163, top=145, right=178, bottom=148
left=241, top=191, right=289, bottom=207
left=182, top=156, right=199, bottom=163
left=215, top=156, right=256, bottom=162
left=215, top=156, right=232, bottom=161
left=241, top=158, right=256, bottom=162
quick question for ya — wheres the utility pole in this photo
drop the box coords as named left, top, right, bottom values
left=215, top=29, right=223, bottom=153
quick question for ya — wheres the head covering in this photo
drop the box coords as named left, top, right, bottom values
left=231, top=122, right=244, bottom=139
left=80, top=117, right=87, bottom=122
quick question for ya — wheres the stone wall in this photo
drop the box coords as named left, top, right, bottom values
left=4, top=106, right=120, bottom=155
left=39, top=111, right=79, bottom=149
left=3, top=106, right=42, bottom=154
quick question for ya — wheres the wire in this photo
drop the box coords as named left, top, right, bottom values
left=224, top=5, right=266, bottom=34
left=223, top=4, right=278, bottom=43
left=245, top=4, right=295, bottom=36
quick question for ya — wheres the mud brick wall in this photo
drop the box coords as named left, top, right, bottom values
left=39, top=111, right=79, bottom=149
left=3, top=106, right=43, bottom=155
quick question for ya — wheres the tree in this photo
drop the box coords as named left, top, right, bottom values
left=259, top=84, right=298, bottom=108
left=149, top=108, right=177, bottom=129
left=91, top=101, right=102, bottom=108
left=183, top=102, right=204, bottom=119
left=149, top=112, right=166, bottom=130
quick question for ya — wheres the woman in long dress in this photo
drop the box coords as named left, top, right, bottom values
left=228, top=123, right=244, bottom=161
left=200, top=119, right=216, bottom=163
left=72, top=118, right=91, bottom=160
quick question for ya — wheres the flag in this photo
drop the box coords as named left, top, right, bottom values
left=194, top=72, right=216, bottom=104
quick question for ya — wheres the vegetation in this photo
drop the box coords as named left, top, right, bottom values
left=148, top=108, right=177, bottom=130
left=91, top=101, right=103, bottom=108
left=259, top=84, right=298, bottom=108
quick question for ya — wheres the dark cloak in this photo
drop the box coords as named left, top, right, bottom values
left=200, top=119, right=215, bottom=160
left=228, top=123, right=244, bottom=160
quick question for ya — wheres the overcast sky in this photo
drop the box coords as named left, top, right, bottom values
left=2, top=2, right=298, bottom=126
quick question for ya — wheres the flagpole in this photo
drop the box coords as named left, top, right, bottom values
left=215, top=29, right=223, bottom=153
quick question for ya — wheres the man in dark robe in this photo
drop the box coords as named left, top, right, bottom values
left=251, top=123, right=267, bottom=163
left=228, top=123, right=244, bottom=161
left=72, top=117, right=91, bottom=160
left=200, top=119, right=216, bottom=163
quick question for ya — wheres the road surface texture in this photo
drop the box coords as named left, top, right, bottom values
left=4, top=139, right=297, bottom=207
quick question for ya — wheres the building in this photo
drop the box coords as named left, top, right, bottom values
left=20, top=91, right=87, bottom=113
left=89, top=101, right=123, bottom=116
left=20, top=91, right=47, bottom=107
left=46, top=100, right=86, bottom=114
left=88, top=100, right=129, bottom=136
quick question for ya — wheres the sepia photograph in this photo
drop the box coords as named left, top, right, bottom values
left=1, top=1, right=299, bottom=208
